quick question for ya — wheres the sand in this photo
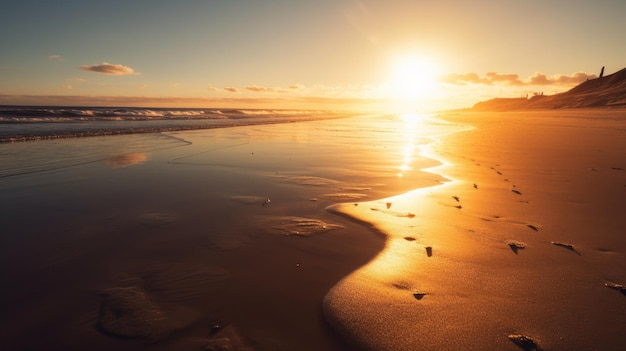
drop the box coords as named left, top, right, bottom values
left=324, top=109, right=626, bottom=350
left=1, top=110, right=624, bottom=350
left=0, top=114, right=457, bottom=350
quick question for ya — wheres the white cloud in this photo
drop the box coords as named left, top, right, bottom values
left=80, top=62, right=138, bottom=75
left=48, top=54, right=63, bottom=60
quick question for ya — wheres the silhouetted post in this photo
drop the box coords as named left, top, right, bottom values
left=600, top=66, right=605, bottom=78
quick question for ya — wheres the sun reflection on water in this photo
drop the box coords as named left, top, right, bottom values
left=397, top=113, right=421, bottom=177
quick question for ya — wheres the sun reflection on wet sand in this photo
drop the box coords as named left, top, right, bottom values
left=103, top=153, right=147, bottom=168
left=324, top=110, right=626, bottom=351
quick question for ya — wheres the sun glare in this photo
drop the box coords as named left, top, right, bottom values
left=386, top=56, right=440, bottom=111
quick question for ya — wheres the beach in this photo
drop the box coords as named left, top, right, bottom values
left=325, top=109, right=626, bottom=350
left=1, top=109, right=625, bottom=350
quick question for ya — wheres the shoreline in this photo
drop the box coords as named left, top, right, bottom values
left=0, top=113, right=461, bottom=350
left=322, top=109, right=626, bottom=350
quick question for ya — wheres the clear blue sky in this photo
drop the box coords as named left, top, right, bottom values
left=1, top=0, right=624, bottom=110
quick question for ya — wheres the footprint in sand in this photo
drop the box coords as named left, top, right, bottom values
left=550, top=241, right=581, bottom=255
left=425, top=246, right=433, bottom=257
left=506, top=240, right=526, bottom=254
left=404, top=236, right=416, bottom=241
left=508, top=334, right=541, bottom=350
left=526, top=224, right=541, bottom=232
left=413, top=292, right=427, bottom=300
left=512, top=189, right=522, bottom=195
left=604, top=282, right=626, bottom=296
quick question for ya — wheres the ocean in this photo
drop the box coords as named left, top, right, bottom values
left=0, top=105, right=348, bottom=143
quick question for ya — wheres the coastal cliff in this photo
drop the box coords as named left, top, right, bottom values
left=472, top=67, right=626, bottom=111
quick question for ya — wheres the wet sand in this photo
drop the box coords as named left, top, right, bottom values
left=324, top=109, right=626, bottom=350
left=2, top=110, right=624, bottom=350
left=0, top=114, right=460, bottom=350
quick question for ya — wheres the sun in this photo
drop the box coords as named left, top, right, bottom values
left=387, top=56, right=440, bottom=102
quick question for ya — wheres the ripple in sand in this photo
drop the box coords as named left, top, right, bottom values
left=275, top=175, right=340, bottom=186
left=322, top=193, right=368, bottom=200
left=265, top=216, right=344, bottom=236
left=97, top=286, right=163, bottom=339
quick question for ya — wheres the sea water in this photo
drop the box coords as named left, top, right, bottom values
left=0, top=106, right=347, bottom=142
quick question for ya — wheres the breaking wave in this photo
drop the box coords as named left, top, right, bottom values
left=0, top=106, right=347, bottom=142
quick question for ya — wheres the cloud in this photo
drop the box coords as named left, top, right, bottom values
left=441, top=71, right=596, bottom=86
left=244, top=85, right=295, bottom=93
left=485, top=72, right=524, bottom=85
left=208, top=86, right=240, bottom=93
left=48, top=55, right=63, bottom=60
left=208, top=84, right=308, bottom=95
left=529, top=71, right=596, bottom=85
left=439, top=73, right=489, bottom=85
left=245, top=85, right=273, bottom=93
left=80, top=62, right=138, bottom=75
left=65, top=77, right=87, bottom=83
left=59, top=84, right=72, bottom=90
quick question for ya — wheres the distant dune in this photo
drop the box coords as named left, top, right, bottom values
left=472, top=67, right=626, bottom=111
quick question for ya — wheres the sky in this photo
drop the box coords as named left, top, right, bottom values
left=1, top=0, right=624, bottom=112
